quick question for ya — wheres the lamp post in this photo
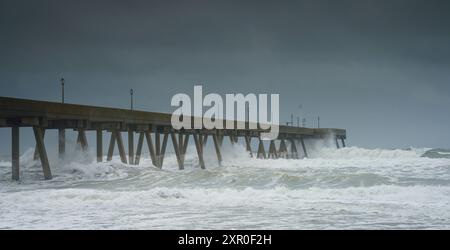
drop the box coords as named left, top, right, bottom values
left=130, top=88, right=134, bottom=111
left=298, top=104, right=303, bottom=127
left=61, top=77, right=65, bottom=104
left=59, top=77, right=66, bottom=159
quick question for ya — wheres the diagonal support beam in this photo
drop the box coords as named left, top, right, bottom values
left=114, top=130, right=127, bottom=164
left=257, top=139, right=267, bottom=159
left=245, top=136, right=253, bottom=157
left=34, top=129, right=46, bottom=160
left=278, top=139, right=288, bottom=158
left=300, top=137, right=308, bottom=158
left=171, top=132, right=184, bottom=170
left=145, top=131, right=157, bottom=167
left=181, top=134, right=190, bottom=164
left=134, top=132, right=144, bottom=165
left=158, top=133, right=168, bottom=168
left=290, top=139, right=299, bottom=159
left=33, top=126, right=52, bottom=180
left=193, top=133, right=206, bottom=169
left=107, top=131, right=116, bottom=161
left=268, top=140, right=278, bottom=159
left=77, top=129, right=88, bottom=152
left=212, top=134, right=223, bottom=165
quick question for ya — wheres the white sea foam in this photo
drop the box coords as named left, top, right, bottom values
left=0, top=144, right=450, bottom=229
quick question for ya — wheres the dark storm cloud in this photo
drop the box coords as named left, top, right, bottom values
left=1, top=0, right=450, bottom=149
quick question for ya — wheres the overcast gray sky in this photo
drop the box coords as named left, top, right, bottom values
left=1, top=0, right=450, bottom=150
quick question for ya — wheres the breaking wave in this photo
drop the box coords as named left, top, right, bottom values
left=1, top=144, right=450, bottom=229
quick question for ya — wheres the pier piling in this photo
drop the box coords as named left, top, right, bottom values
left=245, top=135, right=253, bottom=157
left=76, top=129, right=88, bottom=151
left=171, top=132, right=183, bottom=170
left=300, top=138, right=308, bottom=158
left=107, top=131, right=116, bottom=161
left=33, top=129, right=45, bottom=160
left=278, top=139, right=288, bottom=158
left=257, top=139, right=267, bottom=159
left=268, top=141, right=278, bottom=159
left=193, top=133, right=206, bottom=169
left=128, top=130, right=134, bottom=165
left=134, top=132, right=144, bottom=165
left=96, top=129, right=102, bottom=162
left=290, top=139, right=299, bottom=159
left=144, top=131, right=157, bottom=166
left=58, top=128, right=65, bottom=159
left=12, top=127, right=19, bottom=181
left=212, top=133, right=223, bottom=165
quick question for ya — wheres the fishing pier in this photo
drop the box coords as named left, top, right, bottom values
left=0, top=97, right=346, bottom=180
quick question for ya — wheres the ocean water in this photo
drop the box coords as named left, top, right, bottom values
left=1, top=141, right=450, bottom=229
